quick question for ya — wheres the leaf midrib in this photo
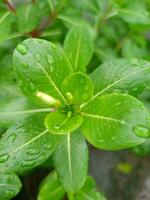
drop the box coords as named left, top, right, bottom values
left=81, top=112, right=126, bottom=124
left=81, top=65, right=150, bottom=108
left=0, top=130, right=48, bottom=157
left=74, top=29, right=82, bottom=71
left=67, top=133, right=73, bottom=185
left=25, top=50, right=69, bottom=105
left=0, top=12, right=10, bottom=25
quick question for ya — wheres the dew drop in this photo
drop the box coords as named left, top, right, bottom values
left=17, top=44, right=28, bottom=55
left=18, top=80, right=23, bottom=87
left=38, top=39, right=43, bottom=43
left=22, top=63, right=28, bottom=69
left=46, top=54, right=54, bottom=64
left=133, top=125, right=150, bottom=138
left=0, top=154, right=9, bottom=163
left=67, top=111, right=72, bottom=118
left=99, top=139, right=104, bottom=143
left=30, top=82, right=36, bottom=91
left=54, top=123, right=60, bottom=129
left=131, top=58, right=138, bottom=66
left=35, top=53, right=41, bottom=62
left=7, top=134, right=16, bottom=144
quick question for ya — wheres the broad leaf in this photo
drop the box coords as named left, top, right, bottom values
left=54, top=131, right=88, bottom=192
left=16, top=4, right=41, bottom=33
left=45, top=111, right=83, bottom=134
left=38, top=171, right=65, bottom=200
left=13, top=38, right=72, bottom=105
left=0, top=11, right=12, bottom=42
left=61, top=72, right=94, bottom=105
left=75, top=176, right=107, bottom=200
left=81, top=93, right=150, bottom=150
left=0, top=171, right=22, bottom=200
left=90, top=58, right=150, bottom=97
left=0, top=113, right=59, bottom=174
left=64, top=26, right=94, bottom=72
left=115, top=0, right=150, bottom=24
left=0, top=84, right=30, bottom=128
left=71, top=0, right=99, bottom=14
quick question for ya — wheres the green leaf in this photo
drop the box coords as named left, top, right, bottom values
left=0, top=84, right=30, bottom=128
left=71, top=0, right=99, bottom=14
left=54, top=131, right=88, bottom=192
left=13, top=38, right=72, bottom=105
left=90, top=58, right=150, bottom=97
left=64, top=26, right=94, bottom=72
left=16, top=4, right=41, bottom=33
left=45, top=111, right=83, bottom=134
left=61, top=72, right=94, bottom=105
left=115, top=0, right=150, bottom=24
left=132, top=139, right=150, bottom=156
left=38, top=171, right=65, bottom=200
left=0, top=11, right=12, bottom=42
left=81, top=93, right=150, bottom=150
left=0, top=113, right=59, bottom=174
left=0, top=171, right=22, bottom=200
left=74, top=176, right=107, bottom=200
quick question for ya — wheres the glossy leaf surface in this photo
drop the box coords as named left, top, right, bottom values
left=54, top=131, right=88, bottom=192
left=0, top=11, right=12, bottom=42
left=13, top=38, right=72, bottom=105
left=38, top=171, right=65, bottom=200
left=61, top=72, right=94, bottom=105
left=90, top=59, right=150, bottom=97
left=75, top=176, right=107, bottom=200
left=0, top=171, right=22, bottom=200
left=45, top=111, right=83, bottom=134
left=81, top=93, right=150, bottom=150
left=64, top=26, right=94, bottom=72
left=0, top=114, right=59, bottom=174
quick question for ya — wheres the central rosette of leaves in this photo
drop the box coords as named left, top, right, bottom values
left=38, top=60, right=95, bottom=135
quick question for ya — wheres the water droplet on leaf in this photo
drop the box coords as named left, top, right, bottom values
left=54, top=123, right=60, bottom=129
left=17, top=44, right=28, bottom=55
left=133, top=125, right=150, bottom=138
left=35, top=53, right=41, bottom=62
left=30, top=82, right=36, bottom=91
left=18, top=80, right=23, bottom=87
left=46, top=54, right=53, bottom=64
left=22, top=63, right=28, bottom=69
left=0, top=154, right=9, bottom=163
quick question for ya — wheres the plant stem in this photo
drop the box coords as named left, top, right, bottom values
left=67, top=192, right=75, bottom=200
left=4, top=0, right=16, bottom=14
left=47, top=0, right=54, bottom=12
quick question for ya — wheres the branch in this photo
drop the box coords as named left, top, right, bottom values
left=4, top=0, right=16, bottom=14
left=30, top=11, right=57, bottom=37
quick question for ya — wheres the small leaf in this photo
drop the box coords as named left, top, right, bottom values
left=115, top=0, right=150, bottom=24
left=54, top=131, right=88, bottom=192
left=0, top=11, right=13, bottom=42
left=90, top=58, right=150, bottom=97
left=16, top=4, right=41, bottom=33
left=64, top=26, right=94, bottom=72
left=75, top=176, right=107, bottom=200
left=13, top=39, right=72, bottom=105
left=38, top=171, right=65, bottom=200
left=45, top=111, right=83, bottom=134
left=81, top=93, right=150, bottom=150
left=0, top=113, right=59, bottom=174
left=0, top=171, right=22, bottom=200
left=61, top=72, right=94, bottom=105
